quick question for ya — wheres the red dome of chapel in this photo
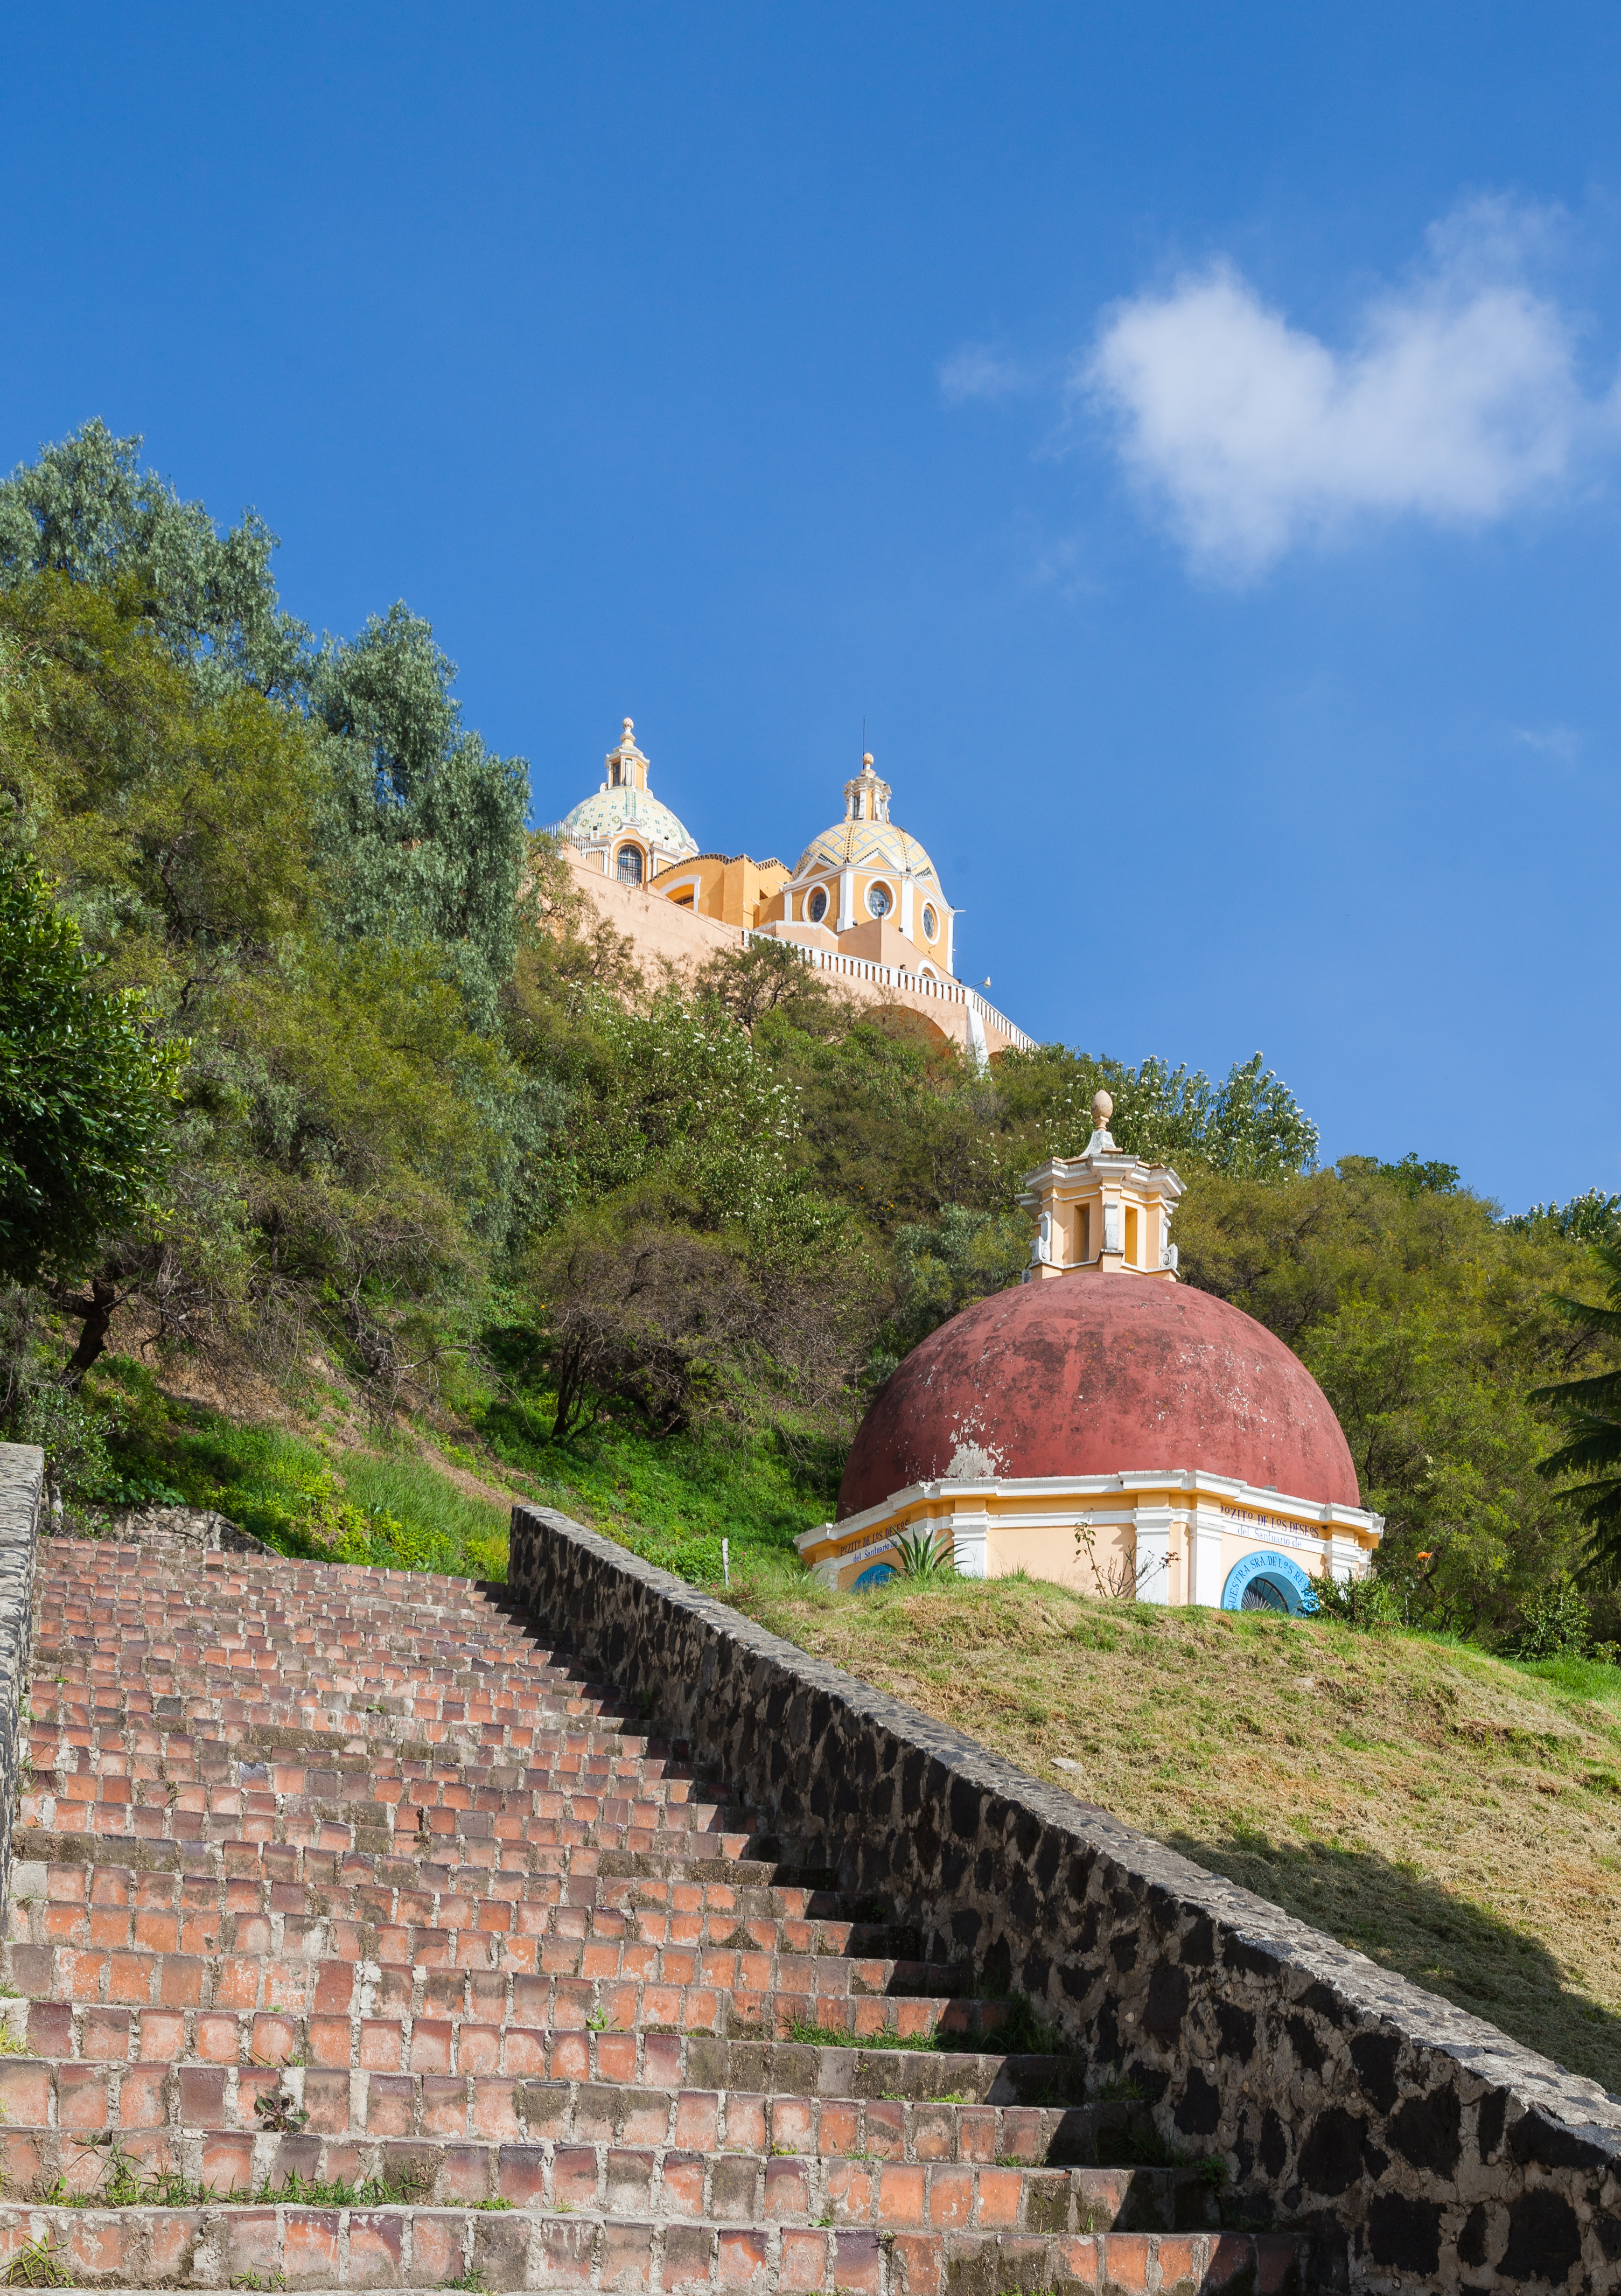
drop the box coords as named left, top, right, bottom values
left=839, top=1275, right=1360, bottom=1519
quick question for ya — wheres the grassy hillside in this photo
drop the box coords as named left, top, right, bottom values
left=80, top=1349, right=833, bottom=1586
left=721, top=1562, right=1621, bottom=2097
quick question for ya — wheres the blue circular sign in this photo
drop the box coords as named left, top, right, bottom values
left=1221, top=1550, right=1318, bottom=1615
left=854, top=1562, right=896, bottom=1590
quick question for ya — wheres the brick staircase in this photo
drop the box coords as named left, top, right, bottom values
left=0, top=1541, right=1317, bottom=2290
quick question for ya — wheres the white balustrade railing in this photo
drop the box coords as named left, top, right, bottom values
left=740, top=931, right=1033, bottom=1051
left=547, top=835, right=1036, bottom=1050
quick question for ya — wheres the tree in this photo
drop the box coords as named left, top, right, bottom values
left=2, top=427, right=532, bottom=1036
left=0, top=574, right=528, bottom=1411
left=0, top=418, right=309, bottom=698
left=693, top=938, right=854, bottom=1037
left=0, top=864, right=178, bottom=1303
left=1532, top=1241, right=1621, bottom=1586
left=867, top=1203, right=1030, bottom=1385
left=1175, top=1159, right=1611, bottom=1638
left=310, top=604, right=529, bottom=1028
left=529, top=1213, right=840, bottom=1441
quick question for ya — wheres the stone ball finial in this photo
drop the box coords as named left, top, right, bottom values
left=622, top=717, right=634, bottom=743
left=1092, top=1090, right=1114, bottom=1128
left=862, top=751, right=875, bottom=769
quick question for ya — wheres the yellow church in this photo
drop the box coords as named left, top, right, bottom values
left=554, top=717, right=1032, bottom=1060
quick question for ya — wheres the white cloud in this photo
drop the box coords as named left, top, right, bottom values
left=1511, top=722, right=1581, bottom=760
left=939, top=343, right=1027, bottom=405
left=1081, top=201, right=1613, bottom=575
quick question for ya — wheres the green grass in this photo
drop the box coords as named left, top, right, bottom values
left=472, top=1388, right=839, bottom=1578
left=82, top=1358, right=509, bottom=1579
left=45, top=2157, right=438, bottom=2211
left=79, top=1348, right=836, bottom=1596
left=727, top=1567, right=1621, bottom=2094
left=3, top=2238, right=69, bottom=2286
left=784, top=2016, right=947, bottom=2052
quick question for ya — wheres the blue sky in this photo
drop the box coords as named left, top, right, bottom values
left=4, top=5, right=1618, bottom=1208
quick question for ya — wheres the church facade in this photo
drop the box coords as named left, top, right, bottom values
left=557, top=718, right=1031, bottom=1059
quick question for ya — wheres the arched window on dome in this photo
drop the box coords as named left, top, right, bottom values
left=806, top=887, right=829, bottom=925
left=617, top=845, right=644, bottom=886
left=920, top=903, right=939, bottom=943
left=866, top=882, right=893, bottom=919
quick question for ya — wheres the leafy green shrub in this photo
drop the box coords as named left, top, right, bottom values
left=622, top=1530, right=728, bottom=1586
left=1310, top=1572, right=1405, bottom=1630
left=1512, top=1573, right=1592, bottom=1661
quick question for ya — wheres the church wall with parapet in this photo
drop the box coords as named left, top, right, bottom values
left=562, top=848, right=1032, bottom=1058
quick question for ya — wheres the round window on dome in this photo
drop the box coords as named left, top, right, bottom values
left=806, top=887, right=829, bottom=925
left=866, top=881, right=893, bottom=919
left=920, top=903, right=939, bottom=942
left=616, top=845, right=644, bottom=887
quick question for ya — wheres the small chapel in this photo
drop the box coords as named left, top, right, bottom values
left=798, top=1091, right=1384, bottom=1612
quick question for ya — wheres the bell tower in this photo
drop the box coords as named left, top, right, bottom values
left=1018, top=1092, right=1184, bottom=1282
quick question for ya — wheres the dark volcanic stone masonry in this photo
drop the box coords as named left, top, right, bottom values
left=0, top=1440, right=1616, bottom=2290
left=508, top=1502, right=1621, bottom=2296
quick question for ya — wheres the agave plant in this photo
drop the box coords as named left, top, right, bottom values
left=892, top=1527, right=954, bottom=1580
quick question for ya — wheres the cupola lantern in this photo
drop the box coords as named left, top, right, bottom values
left=1017, top=1091, right=1184, bottom=1281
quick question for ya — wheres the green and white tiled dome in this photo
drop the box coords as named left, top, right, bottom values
left=559, top=718, right=699, bottom=871
left=562, top=783, right=697, bottom=857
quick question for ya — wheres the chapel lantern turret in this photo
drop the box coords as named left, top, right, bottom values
left=1017, top=1092, right=1184, bottom=1282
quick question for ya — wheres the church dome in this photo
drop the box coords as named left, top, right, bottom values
left=559, top=718, right=698, bottom=869
left=794, top=815, right=939, bottom=884
left=839, top=1275, right=1360, bottom=1519
left=791, top=753, right=943, bottom=889
left=562, top=782, right=697, bottom=856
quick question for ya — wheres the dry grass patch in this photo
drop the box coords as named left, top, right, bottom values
left=727, top=1565, right=1621, bottom=2095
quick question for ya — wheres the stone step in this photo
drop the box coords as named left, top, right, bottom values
left=32, top=1674, right=638, bottom=1726
left=11, top=1827, right=817, bottom=1895
left=27, top=1730, right=683, bottom=1779
left=31, top=1713, right=657, bottom=1765
left=22, top=1775, right=742, bottom=1836
left=24, top=1762, right=731, bottom=1822
left=13, top=1983, right=1012, bottom=2070
left=0, top=2123, right=1220, bottom=2234
left=8, top=2024, right=1080, bottom=2102
left=0, top=2061, right=1111, bottom=2152
left=11, top=1859, right=869, bottom=1936
left=0, top=2204, right=1313, bottom=2292
left=19, top=1799, right=757, bottom=1866
left=2, top=1932, right=969, bottom=2013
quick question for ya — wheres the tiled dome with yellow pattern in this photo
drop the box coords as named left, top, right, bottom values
left=794, top=816, right=939, bottom=882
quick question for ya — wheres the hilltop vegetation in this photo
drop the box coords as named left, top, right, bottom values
left=2, top=423, right=1620, bottom=1657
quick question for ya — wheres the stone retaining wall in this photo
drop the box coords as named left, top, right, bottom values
left=511, top=1501, right=1621, bottom=2294
left=0, top=1447, right=43, bottom=1920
